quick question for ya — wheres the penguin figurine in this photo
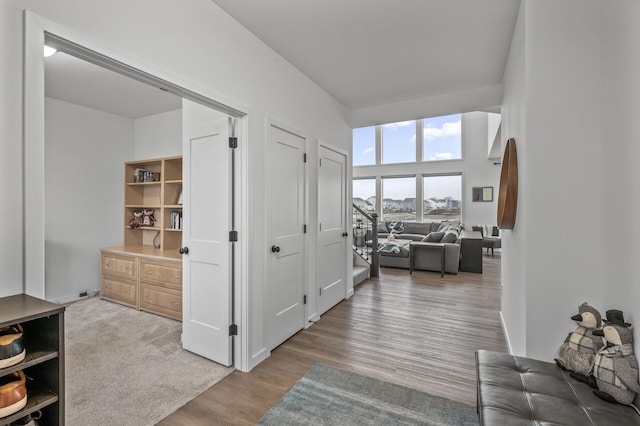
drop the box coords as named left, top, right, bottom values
left=555, top=302, right=605, bottom=378
left=591, top=310, right=640, bottom=405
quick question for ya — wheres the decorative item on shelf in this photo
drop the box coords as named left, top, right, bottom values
left=497, top=138, right=518, bottom=229
left=129, top=210, right=143, bottom=228
left=142, top=209, right=155, bottom=227
left=472, top=186, right=493, bottom=202
left=133, top=168, right=160, bottom=183
left=153, top=231, right=161, bottom=249
left=177, top=190, right=183, bottom=205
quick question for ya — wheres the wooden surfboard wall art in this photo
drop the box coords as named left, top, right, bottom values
left=497, top=138, right=518, bottom=229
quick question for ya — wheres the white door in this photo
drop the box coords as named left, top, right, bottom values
left=182, top=118, right=233, bottom=366
left=266, top=124, right=306, bottom=350
left=317, top=145, right=348, bottom=315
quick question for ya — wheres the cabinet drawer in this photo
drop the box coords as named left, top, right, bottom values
left=102, top=253, right=137, bottom=279
left=102, top=276, right=137, bottom=307
left=140, top=284, right=181, bottom=320
left=140, top=258, right=182, bottom=290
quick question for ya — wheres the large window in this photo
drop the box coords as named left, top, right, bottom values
left=423, top=174, right=462, bottom=222
left=352, top=178, right=376, bottom=213
left=382, top=177, right=416, bottom=222
left=382, top=120, right=416, bottom=164
left=423, top=114, right=462, bottom=162
left=352, top=126, right=376, bottom=166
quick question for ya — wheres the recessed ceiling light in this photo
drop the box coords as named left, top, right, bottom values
left=43, top=46, right=57, bottom=57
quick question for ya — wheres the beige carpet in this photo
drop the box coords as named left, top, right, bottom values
left=65, top=297, right=233, bottom=426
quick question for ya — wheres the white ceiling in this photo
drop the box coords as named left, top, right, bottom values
left=211, top=0, right=521, bottom=110
left=45, top=51, right=181, bottom=119
left=44, top=1, right=520, bottom=120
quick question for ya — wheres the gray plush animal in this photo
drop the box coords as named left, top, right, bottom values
left=592, top=310, right=640, bottom=405
left=556, top=302, right=604, bottom=377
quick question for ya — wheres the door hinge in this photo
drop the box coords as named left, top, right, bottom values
left=319, top=288, right=322, bottom=296
left=319, top=158, right=322, bottom=166
left=304, top=224, right=307, bottom=234
left=304, top=295, right=307, bottom=304
left=229, top=230, right=238, bottom=242
left=303, top=153, right=307, bottom=163
left=229, top=324, right=238, bottom=336
left=229, top=137, right=238, bottom=149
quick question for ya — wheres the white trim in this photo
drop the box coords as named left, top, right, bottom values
left=24, top=10, right=251, bottom=372
left=500, top=311, right=513, bottom=355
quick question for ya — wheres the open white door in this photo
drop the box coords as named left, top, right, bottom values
left=317, top=145, right=348, bottom=315
left=182, top=118, right=233, bottom=366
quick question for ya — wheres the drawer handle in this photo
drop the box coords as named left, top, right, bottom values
left=171, top=275, right=180, bottom=279
left=145, top=296, right=152, bottom=300
left=105, top=262, right=111, bottom=266
left=126, top=289, right=131, bottom=294
left=126, top=267, right=133, bottom=271
left=171, top=302, right=179, bottom=306
left=146, top=271, right=153, bottom=275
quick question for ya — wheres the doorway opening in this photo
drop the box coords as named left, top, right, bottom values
left=25, top=19, right=247, bottom=368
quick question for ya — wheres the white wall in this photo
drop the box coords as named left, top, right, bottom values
left=353, top=112, right=501, bottom=228
left=601, top=1, right=640, bottom=336
left=463, top=112, right=502, bottom=228
left=134, top=109, right=182, bottom=160
left=44, top=97, right=133, bottom=302
left=0, top=0, right=25, bottom=297
left=501, top=0, right=616, bottom=361
left=500, top=1, right=527, bottom=355
left=4, top=0, right=351, bottom=371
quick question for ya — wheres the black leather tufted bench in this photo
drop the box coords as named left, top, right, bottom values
left=476, top=350, right=640, bottom=425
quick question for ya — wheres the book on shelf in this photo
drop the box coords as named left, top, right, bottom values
left=133, top=168, right=161, bottom=183
left=170, top=211, right=183, bottom=230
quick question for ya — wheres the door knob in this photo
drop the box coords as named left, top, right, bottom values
left=342, top=232, right=348, bottom=237
left=179, top=247, right=189, bottom=255
left=271, top=245, right=281, bottom=253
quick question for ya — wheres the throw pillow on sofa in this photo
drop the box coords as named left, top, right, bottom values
left=441, top=231, right=459, bottom=243
left=389, top=221, right=405, bottom=234
left=422, top=231, right=445, bottom=242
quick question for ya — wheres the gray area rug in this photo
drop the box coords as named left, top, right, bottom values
left=65, top=297, right=233, bottom=426
left=258, top=364, right=478, bottom=425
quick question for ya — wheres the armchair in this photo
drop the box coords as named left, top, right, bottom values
left=472, top=225, right=501, bottom=256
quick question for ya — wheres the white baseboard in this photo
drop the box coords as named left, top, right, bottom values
left=500, top=311, right=513, bottom=354
left=49, top=289, right=100, bottom=305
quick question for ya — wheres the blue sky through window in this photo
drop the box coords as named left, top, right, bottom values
left=382, top=121, right=416, bottom=164
left=423, top=114, right=462, bottom=161
left=352, top=126, right=375, bottom=166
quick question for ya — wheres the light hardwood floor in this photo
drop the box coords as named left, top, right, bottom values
left=159, top=251, right=506, bottom=425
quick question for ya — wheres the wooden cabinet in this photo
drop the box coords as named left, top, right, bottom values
left=0, top=295, right=64, bottom=426
left=139, top=258, right=182, bottom=320
left=101, top=252, right=137, bottom=308
left=100, top=248, right=182, bottom=321
left=100, top=155, right=183, bottom=321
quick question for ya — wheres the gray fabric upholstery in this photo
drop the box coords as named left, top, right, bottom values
left=476, top=350, right=640, bottom=425
left=422, top=231, right=445, bottom=242
left=377, top=221, right=462, bottom=274
left=402, top=222, right=432, bottom=235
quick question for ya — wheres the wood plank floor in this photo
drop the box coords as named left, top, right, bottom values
left=159, top=252, right=506, bottom=425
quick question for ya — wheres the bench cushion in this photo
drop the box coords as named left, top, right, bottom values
left=476, top=350, right=640, bottom=425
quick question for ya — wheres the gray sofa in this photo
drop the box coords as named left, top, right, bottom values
left=376, top=221, right=463, bottom=274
